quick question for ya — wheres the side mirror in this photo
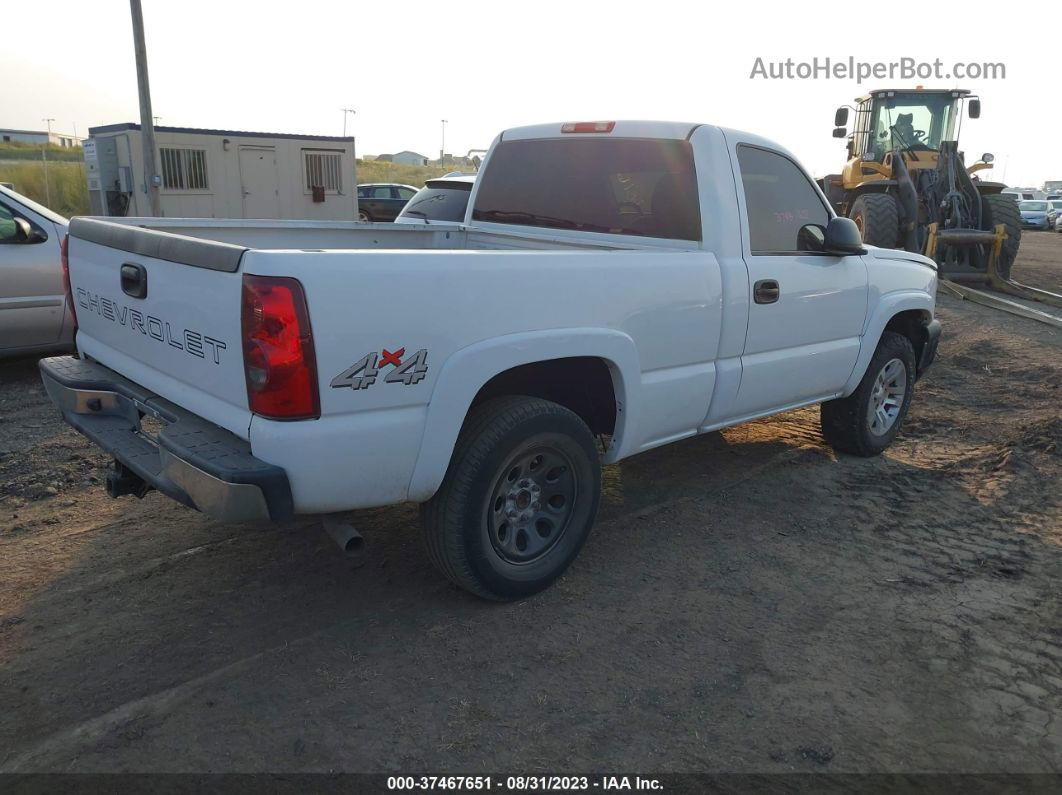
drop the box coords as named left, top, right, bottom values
left=968, top=99, right=981, bottom=119
left=834, top=107, right=849, bottom=127
left=13, top=217, right=32, bottom=242
left=981, top=152, right=994, bottom=163
left=832, top=127, right=847, bottom=139
left=13, top=217, right=46, bottom=244
left=823, top=216, right=867, bottom=255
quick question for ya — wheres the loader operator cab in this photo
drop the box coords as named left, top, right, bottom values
left=843, top=89, right=970, bottom=164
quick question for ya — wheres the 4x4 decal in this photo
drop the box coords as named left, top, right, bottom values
left=330, top=348, right=428, bottom=390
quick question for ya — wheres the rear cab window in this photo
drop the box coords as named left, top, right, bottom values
left=472, top=138, right=701, bottom=241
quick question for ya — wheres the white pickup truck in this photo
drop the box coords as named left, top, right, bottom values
left=41, top=120, right=940, bottom=600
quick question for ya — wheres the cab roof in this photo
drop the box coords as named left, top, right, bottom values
left=856, top=88, right=972, bottom=102
left=500, top=120, right=701, bottom=141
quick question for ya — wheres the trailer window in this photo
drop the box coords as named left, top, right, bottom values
left=160, top=148, right=209, bottom=191
left=472, top=138, right=701, bottom=241
left=303, top=150, right=344, bottom=194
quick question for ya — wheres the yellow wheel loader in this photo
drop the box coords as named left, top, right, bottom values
left=820, top=88, right=1062, bottom=309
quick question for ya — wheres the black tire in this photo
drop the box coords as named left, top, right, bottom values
left=981, top=193, right=1022, bottom=279
left=820, top=332, right=916, bottom=457
left=358, top=209, right=373, bottom=222
left=849, top=193, right=900, bottom=249
left=421, top=396, right=601, bottom=600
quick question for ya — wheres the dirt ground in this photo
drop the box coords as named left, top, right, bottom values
left=1011, top=228, right=1062, bottom=294
left=1, top=251, right=1061, bottom=773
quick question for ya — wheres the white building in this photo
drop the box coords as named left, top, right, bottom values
left=0, top=128, right=81, bottom=147
left=85, top=123, right=358, bottom=220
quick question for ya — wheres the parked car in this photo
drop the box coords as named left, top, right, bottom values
left=1051, top=200, right=1062, bottom=231
left=1018, top=200, right=1057, bottom=230
left=1003, top=189, right=1045, bottom=201
left=0, top=185, right=73, bottom=358
left=356, top=183, right=418, bottom=222
left=395, top=175, right=475, bottom=224
left=42, top=119, right=940, bottom=600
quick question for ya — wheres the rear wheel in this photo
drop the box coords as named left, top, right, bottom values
left=820, top=332, right=916, bottom=457
left=421, top=396, right=601, bottom=600
left=981, top=193, right=1022, bottom=279
left=358, top=209, right=372, bottom=222
left=849, top=193, right=900, bottom=249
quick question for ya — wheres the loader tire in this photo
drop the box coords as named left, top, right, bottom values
left=981, top=193, right=1022, bottom=279
left=421, top=396, right=601, bottom=600
left=820, top=332, right=916, bottom=457
left=849, top=193, right=900, bottom=249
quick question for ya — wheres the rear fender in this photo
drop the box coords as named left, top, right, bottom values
left=407, top=328, right=640, bottom=502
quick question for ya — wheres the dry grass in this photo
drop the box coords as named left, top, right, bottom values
left=0, top=161, right=89, bottom=217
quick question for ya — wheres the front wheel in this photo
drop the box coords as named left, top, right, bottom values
left=981, top=193, right=1021, bottom=278
left=358, top=210, right=372, bottom=222
left=820, top=332, right=916, bottom=457
left=849, top=193, right=900, bottom=249
left=421, top=396, right=602, bottom=600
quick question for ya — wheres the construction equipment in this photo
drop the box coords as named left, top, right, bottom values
left=820, top=88, right=1062, bottom=310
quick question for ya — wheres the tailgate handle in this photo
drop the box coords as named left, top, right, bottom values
left=120, top=263, right=148, bottom=299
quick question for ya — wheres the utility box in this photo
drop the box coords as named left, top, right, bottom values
left=84, top=123, right=357, bottom=219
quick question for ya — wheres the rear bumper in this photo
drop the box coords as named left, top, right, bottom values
left=917, top=319, right=942, bottom=378
left=39, top=356, right=293, bottom=521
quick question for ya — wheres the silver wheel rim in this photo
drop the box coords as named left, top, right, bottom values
left=358, top=211, right=370, bottom=221
left=867, top=357, right=907, bottom=436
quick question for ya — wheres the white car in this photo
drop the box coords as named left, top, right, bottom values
left=395, top=175, right=475, bottom=224
left=0, top=185, right=74, bottom=358
left=41, top=119, right=940, bottom=599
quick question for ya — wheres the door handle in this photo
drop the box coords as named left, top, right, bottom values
left=753, top=279, right=780, bottom=304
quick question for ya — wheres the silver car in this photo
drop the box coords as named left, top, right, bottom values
left=0, top=185, right=74, bottom=357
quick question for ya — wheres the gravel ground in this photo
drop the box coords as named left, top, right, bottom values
left=1, top=266, right=1060, bottom=773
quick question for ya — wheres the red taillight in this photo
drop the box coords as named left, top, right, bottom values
left=241, top=274, right=320, bottom=420
left=561, top=121, right=615, bottom=134
left=60, top=234, right=77, bottom=331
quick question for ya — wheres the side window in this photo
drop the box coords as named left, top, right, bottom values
left=373, top=186, right=393, bottom=199
left=396, top=187, right=416, bottom=200
left=357, top=187, right=369, bottom=199
left=737, top=145, right=830, bottom=254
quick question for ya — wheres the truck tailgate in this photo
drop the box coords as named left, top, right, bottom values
left=67, top=218, right=252, bottom=438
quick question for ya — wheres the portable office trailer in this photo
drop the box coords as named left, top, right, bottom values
left=84, top=124, right=357, bottom=220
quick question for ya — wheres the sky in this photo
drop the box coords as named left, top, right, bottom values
left=4, top=0, right=1059, bottom=188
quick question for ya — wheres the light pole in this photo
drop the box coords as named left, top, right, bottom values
left=130, top=0, right=162, bottom=216
left=440, top=119, right=447, bottom=165
left=341, top=108, right=356, bottom=137
left=41, top=117, right=54, bottom=207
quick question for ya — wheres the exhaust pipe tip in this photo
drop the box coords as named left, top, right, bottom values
left=322, top=514, right=365, bottom=562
